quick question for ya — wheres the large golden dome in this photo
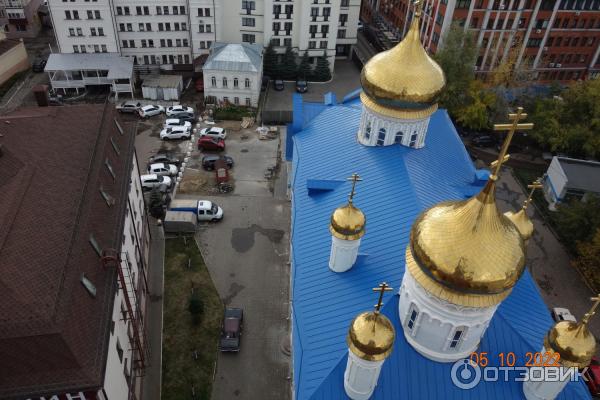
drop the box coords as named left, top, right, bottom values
left=360, top=9, right=445, bottom=114
left=347, top=311, right=395, bottom=361
left=330, top=203, right=366, bottom=240
left=545, top=321, right=596, bottom=368
left=407, top=180, right=526, bottom=307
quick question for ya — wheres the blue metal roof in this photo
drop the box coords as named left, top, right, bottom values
left=290, top=97, right=591, bottom=400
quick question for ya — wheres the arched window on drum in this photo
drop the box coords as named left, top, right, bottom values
left=377, top=127, right=386, bottom=146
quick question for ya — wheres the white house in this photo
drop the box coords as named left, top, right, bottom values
left=203, top=42, right=263, bottom=108
left=543, top=156, right=600, bottom=211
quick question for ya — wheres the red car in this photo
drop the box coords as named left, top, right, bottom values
left=198, top=136, right=225, bottom=151
left=584, top=357, right=600, bottom=397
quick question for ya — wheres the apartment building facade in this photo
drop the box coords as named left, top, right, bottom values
left=48, top=0, right=360, bottom=70
left=0, top=0, right=43, bottom=38
left=361, top=0, right=600, bottom=82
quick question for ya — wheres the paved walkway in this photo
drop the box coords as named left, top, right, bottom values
left=142, top=222, right=165, bottom=400
left=496, top=170, right=600, bottom=337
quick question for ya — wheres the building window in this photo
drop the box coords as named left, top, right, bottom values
left=245, top=97, right=251, bottom=106
left=395, top=131, right=403, bottom=144
left=222, top=77, right=228, bottom=87
left=234, top=97, right=239, bottom=105
left=308, top=41, right=316, bottom=49
left=365, top=122, right=371, bottom=139
left=337, top=29, right=346, bottom=39
left=449, top=327, right=466, bottom=349
left=116, top=339, right=124, bottom=363
left=89, top=234, right=102, bottom=256
left=409, top=133, right=418, bottom=147
left=105, top=158, right=116, bottom=179
left=456, top=0, right=471, bottom=8
left=245, top=78, right=250, bottom=88
left=211, top=76, right=216, bottom=87
left=242, top=34, right=255, bottom=43
left=242, top=17, right=255, bottom=26
left=406, top=305, right=419, bottom=331
left=234, top=78, right=239, bottom=88
left=101, top=44, right=107, bottom=52
left=377, top=128, right=386, bottom=146
left=320, top=40, right=327, bottom=49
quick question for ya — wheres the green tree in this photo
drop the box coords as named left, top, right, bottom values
left=433, top=22, right=477, bottom=118
left=456, top=80, right=497, bottom=130
left=297, top=51, right=312, bottom=80
left=263, top=42, right=280, bottom=78
left=553, top=195, right=600, bottom=252
left=312, top=53, right=332, bottom=82
left=281, top=45, right=298, bottom=80
left=573, top=228, right=600, bottom=292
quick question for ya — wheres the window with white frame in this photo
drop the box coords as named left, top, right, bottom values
left=245, top=78, right=250, bottom=88
left=377, top=128, right=386, bottom=146
left=245, top=97, right=251, bottom=106
left=409, top=132, right=418, bottom=147
left=449, top=327, right=467, bottom=350
left=395, top=131, right=404, bottom=144
left=211, top=76, right=216, bottom=87
left=222, top=77, right=228, bottom=87
left=406, top=304, right=419, bottom=332
left=234, top=78, right=239, bottom=88
left=365, top=122, right=371, bottom=139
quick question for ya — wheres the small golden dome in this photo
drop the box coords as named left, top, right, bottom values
left=347, top=311, right=395, bottom=361
left=504, top=208, right=534, bottom=241
left=409, top=180, right=526, bottom=301
left=545, top=321, right=597, bottom=368
left=360, top=10, right=445, bottom=114
left=330, top=203, right=366, bottom=240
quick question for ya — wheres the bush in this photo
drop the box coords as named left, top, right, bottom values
left=214, top=105, right=255, bottom=121
left=188, top=291, right=204, bottom=325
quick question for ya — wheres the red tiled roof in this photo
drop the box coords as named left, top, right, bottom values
left=0, top=103, right=136, bottom=399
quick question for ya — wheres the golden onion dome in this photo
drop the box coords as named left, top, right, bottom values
left=407, top=180, right=526, bottom=307
left=347, top=311, right=395, bottom=361
left=360, top=9, right=445, bottom=115
left=330, top=203, right=366, bottom=241
left=504, top=208, right=534, bottom=242
left=545, top=321, right=596, bottom=368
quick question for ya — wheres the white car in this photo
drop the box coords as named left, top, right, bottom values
left=140, top=174, right=172, bottom=190
left=147, top=162, right=178, bottom=176
left=166, top=105, right=194, bottom=117
left=164, top=118, right=192, bottom=130
left=160, top=126, right=191, bottom=140
left=139, top=105, right=164, bottom=118
left=199, top=127, right=227, bottom=139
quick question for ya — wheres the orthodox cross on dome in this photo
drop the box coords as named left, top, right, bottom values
left=522, top=179, right=543, bottom=210
left=413, top=0, right=423, bottom=16
left=490, top=107, right=534, bottom=180
left=373, top=282, right=393, bottom=314
left=347, top=173, right=362, bottom=204
left=580, top=295, right=600, bottom=326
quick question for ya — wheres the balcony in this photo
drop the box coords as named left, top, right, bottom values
left=4, top=0, right=24, bottom=8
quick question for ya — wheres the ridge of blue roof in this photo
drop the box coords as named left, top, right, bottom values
left=290, top=98, right=591, bottom=400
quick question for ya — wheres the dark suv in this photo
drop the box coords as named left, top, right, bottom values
left=219, top=308, right=243, bottom=352
left=172, top=112, right=195, bottom=123
left=202, top=155, right=234, bottom=170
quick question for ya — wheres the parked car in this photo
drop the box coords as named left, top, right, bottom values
left=198, top=137, right=225, bottom=151
left=138, top=105, right=164, bottom=118
left=116, top=101, right=142, bottom=113
left=164, top=118, right=192, bottom=129
left=202, top=155, right=234, bottom=170
left=199, top=126, right=227, bottom=139
left=195, top=78, right=204, bottom=92
left=584, top=357, right=600, bottom=397
left=169, top=199, right=224, bottom=221
left=219, top=307, right=243, bottom=352
left=147, top=162, right=178, bottom=176
left=166, top=105, right=194, bottom=117
left=274, top=79, right=284, bottom=91
left=140, top=174, right=172, bottom=191
left=551, top=307, right=577, bottom=322
left=148, top=152, right=181, bottom=166
left=471, top=135, right=495, bottom=147
left=173, top=112, right=195, bottom=124
left=160, top=126, right=191, bottom=140
left=32, top=58, right=47, bottom=72
left=296, top=80, right=308, bottom=93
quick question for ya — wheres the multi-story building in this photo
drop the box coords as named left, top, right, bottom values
left=48, top=0, right=360, bottom=71
left=0, top=0, right=43, bottom=38
left=361, top=0, right=600, bottom=83
left=0, top=103, right=150, bottom=400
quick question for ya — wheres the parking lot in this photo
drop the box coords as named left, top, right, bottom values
left=133, top=110, right=292, bottom=400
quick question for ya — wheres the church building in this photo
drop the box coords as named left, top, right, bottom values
left=288, top=2, right=595, bottom=399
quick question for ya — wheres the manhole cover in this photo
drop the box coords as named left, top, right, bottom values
left=241, top=149, right=249, bottom=153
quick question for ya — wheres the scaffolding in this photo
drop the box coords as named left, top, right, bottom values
left=102, top=249, right=150, bottom=378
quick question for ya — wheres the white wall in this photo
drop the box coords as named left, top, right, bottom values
left=103, top=154, right=149, bottom=400
left=203, top=68, right=261, bottom=107
left=544, top=157, right=567, bottom=205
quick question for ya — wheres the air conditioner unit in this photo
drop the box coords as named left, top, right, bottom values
left=549, top=63, right=555, bottom=67
left=556, top=63, right=562, bottom=68
left=535, top=29, right=542, bottom=33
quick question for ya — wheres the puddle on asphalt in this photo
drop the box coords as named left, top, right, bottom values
left=231, top=224, right=285, bottom=253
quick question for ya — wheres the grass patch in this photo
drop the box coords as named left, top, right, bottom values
left=213, top=105, right=256, bottom=121
left=162, top=236, right=222, bottom=400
